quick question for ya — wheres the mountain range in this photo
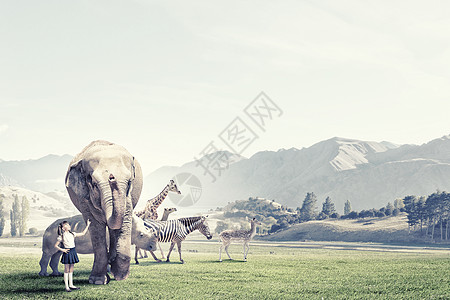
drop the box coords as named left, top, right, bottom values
left=0, top=154, right=72, bottom=192
left=1, top=134, right=450, bottom=216
left=144, top=134, right=450, bottom=213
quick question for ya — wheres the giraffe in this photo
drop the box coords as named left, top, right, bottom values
left=135, top=180, right=180, bottom=220
left=138, top=207, right=178, bottom=259
left=135, top=180, right=181, bottom=262
left=161, top=207, right=177, bottom=221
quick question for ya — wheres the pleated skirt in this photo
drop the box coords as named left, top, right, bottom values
left=61, top=247, right=79, bottom=264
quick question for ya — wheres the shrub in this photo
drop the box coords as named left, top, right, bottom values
left=347, top=211, right=358, bottom=219
left=317, top=212, right=328, bottom=220
left=376, top=211, right=386, bottom=218
left=330, top=212, right=340, bottom=219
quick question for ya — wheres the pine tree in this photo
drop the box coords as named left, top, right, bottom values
left=344, top=200, right=351, bottom=216
left=403, top=195, right=419, bottom=230
left=20, top=196, right=29, bottom=237
left=0, top=195, right=5, bottom=237
left=300, top=192, right=318, bottom=222
left=385, top=202, right=394, bottom=216
left=10, top=209, right=16, bottom=237
left=425, top=192, right=442, bottom=240
left=442, top=193, right=450, bottom=240
left=10, top=194, right=21, bottom=237
left=394, top=198, right=404, bottom=210
left=321, top=197, right=336, bottom=216
left=417, top=196, right=427, bottom=233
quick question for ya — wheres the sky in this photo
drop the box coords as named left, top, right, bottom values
left=1, top=0, right=450, bottom=175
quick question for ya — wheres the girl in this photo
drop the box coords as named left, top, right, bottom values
left=54, top=218, right=91, bottom=292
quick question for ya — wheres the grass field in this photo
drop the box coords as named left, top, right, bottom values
left=0, top=240, right=449, bottom=299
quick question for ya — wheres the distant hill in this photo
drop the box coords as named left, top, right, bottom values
left=0, top=173, right=20, bottom=187
left=0, top=186, right=78, bottom=234
left=144, top=134, right=450, bottom=212
left=258, top=215, right=425, bottom=244
left=0, top=154, right=72, bottom=192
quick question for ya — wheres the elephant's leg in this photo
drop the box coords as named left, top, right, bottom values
left=88, top=219, right=109, bottom=285
left=166, top=242, right=175, bottom=262
left=108, top=228, right=119, bottom=264
left=109, top=203, right=133, bottom=281
left=177, top=241, right=184, bottom=264
left=38, top=252, right=52, bottom=276
left=49, top=252, right=63, bottom=276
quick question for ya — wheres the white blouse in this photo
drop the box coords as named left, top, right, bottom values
left=57, top=231, right=77, bottom=249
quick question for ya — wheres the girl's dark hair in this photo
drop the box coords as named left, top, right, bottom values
left=58, top=221, right=73, bottom=236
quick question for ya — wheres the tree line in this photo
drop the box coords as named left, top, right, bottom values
left=403, top=191, right=450, bottom=241
left=0, top=194, right=30, bottom=237
left=215, top=191, right=449, bottom=242
left=297, top=192, right=404, bottom=221
left=271, top=193, right=405, bottom=233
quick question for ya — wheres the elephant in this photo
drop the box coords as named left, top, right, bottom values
left=39, top=214, right=158, bottom=277
left=65, top=140, right=143, bottom=284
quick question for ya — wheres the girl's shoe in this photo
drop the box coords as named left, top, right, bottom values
left=65, top=288, right=72, bottom=292
left=70, top=286, right=80, bottom=290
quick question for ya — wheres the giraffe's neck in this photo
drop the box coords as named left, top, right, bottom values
left=135, top=185, right=170, bottom=219
left=149, top=185, right=170, bottom=209
left=161, top=211, right=173, bottom=221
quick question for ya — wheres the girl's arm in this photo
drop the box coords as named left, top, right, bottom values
left=54, top=240, right=69, bottom=253
left=75, top=219, right=91, bottom=237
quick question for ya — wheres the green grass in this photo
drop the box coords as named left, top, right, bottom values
left=0, top=242, right=449, bottom=299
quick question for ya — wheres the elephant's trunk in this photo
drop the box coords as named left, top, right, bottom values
left=103, top=174, right=125, bottom=230
left=109, top=198, right=133, bottom=281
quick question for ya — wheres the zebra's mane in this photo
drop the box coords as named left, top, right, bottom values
left=178, top=216, right=202, bottom=226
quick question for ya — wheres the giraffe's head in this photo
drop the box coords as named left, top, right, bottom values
left=168, top=180, right=181, bottom=194
left=164, top=207, right=177, bottom=214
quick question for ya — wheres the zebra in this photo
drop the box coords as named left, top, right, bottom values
left=136, top=207, right=178, bottom=261
left=138, top=216, right=212, bottom=264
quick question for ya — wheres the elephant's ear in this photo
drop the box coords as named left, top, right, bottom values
left=65, top=159, right=89, bottom=200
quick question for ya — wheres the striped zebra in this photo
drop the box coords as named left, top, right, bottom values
left=138, top=216, right=212, bottom=264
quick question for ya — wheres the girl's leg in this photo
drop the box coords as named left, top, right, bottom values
left=68, top=264, right=78, bottom=289
left=64, top=264, right=70, bottom=291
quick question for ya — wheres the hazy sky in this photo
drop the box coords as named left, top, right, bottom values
left=1, top=1, right=450, bottom=174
